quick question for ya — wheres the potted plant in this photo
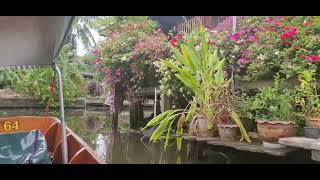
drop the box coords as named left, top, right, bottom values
left=142, top=27, right=250, bottom=151
left=230, top=92, right=255, bottom=132
left=294, top=70, right=320, bottom=138
left=252, top=74, right=297, bottom=146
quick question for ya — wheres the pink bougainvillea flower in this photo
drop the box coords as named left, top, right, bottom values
left=283, top=26, right=289, bottom=31
left=104, top=90, right=115, bottom=114
left=263, top=17, right=271, bottom=23
left=115, top=68, right=121, bottom=76
left=272, top=20, right=280, bottom=27
left=209, top=40, right=216, bottom=46
left=230, top=32, right=241, bottom=42
left=156, top=28, right=163, bottom=34
left=239, top=58, right=249, bottom=64
left=280, top=26, right=297, bottom=40
left=92, top=50, right=98, bottom=56
left=131, top=53, right=137, bottom=60
left=170, top=37, right=177, bottom=47
left=176, top=33, right=184, bottom=39
left=268, top=28, right=275, bottom=32
left=92, top=58, right=101, bottom=65
left=306, top=55, right=320, bottom=62
left=210, top=30, right=215, bottom=35
left=303, top=21, right=312, bottom=27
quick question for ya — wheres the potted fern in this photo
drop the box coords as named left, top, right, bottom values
left=142, top=27, right=250, bottom=151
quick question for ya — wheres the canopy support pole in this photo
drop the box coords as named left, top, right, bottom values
left=54, top=63, right=68, bottom=164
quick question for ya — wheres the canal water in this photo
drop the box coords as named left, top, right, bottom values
left=0, top=108, right=316, bottom=164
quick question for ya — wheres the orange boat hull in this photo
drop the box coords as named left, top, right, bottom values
left=0, top=116, right=105, bottom=164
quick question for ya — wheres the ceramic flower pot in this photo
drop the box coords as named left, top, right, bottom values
left=308, top=117, right=320, bottom=128
left=304, top=127, right=320, bottom=139
left=218, top=124, right=240, bottom=142
left=256, top=120, right=297, bottom=143
left=241, top=118, right=256, bottom=132
left=188, top=116, right=213, bottom=138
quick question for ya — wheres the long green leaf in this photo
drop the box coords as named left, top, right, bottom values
left=231, top=111, right=251, bottom=142
left=214, top=60, right=225, bottom=86
left=161, top=60, right=181, bottom=72
left=185, top=45, right=202, bottom=71
left=150, top=117, right=170, bottom=142
left=171, top=46, right=185, bottom=65
left=151, top=114, right=178, bottom=142
left=142, top=110, right=179, bottom=130
left=181, top=45, right=195, bottom=72
left=164, top=120, right=175, bottom=151
left=200, top=27, right=209, bottom=63
left=175, top=74, right=202, bottom=99
left=176, top=128, right=183, bottom=151
left=208, top=49, right=218, bottom=68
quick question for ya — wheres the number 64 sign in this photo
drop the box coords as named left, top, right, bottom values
left=1, top=121, right=20, bottom=132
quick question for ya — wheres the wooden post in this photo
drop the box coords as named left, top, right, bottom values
left=129, top=97, right=144, bottom=130
left=112, top=84, right=120, bottom=133
left=160, top=94, right=172, bottom=112
left=109, top=84, right=122, bottom=163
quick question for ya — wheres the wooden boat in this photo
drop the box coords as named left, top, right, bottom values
left=0, top=16, right=104, bottom=164
left=0, top=116, right=104, bottom=164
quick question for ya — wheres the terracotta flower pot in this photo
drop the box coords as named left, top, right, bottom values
left=308, top=117, right=320, bottom=128
left=188, top=116, right=213, bottom=138
left=218, top=124, right=240, bottom=142
left=256, top=120, right=297, bottom=143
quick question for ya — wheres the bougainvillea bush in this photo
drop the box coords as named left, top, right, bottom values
left=210, top=16, right=320, bottom=81
left=92, top=16, right=169, bottom=112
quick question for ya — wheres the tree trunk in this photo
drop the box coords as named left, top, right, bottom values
left=129, top=99, right=144, bottom=130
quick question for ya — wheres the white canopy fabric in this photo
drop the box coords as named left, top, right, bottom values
left=0, top=16, right=74, bottom=69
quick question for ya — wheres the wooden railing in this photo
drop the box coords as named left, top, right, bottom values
left=175, top=16, right=227, bottom=33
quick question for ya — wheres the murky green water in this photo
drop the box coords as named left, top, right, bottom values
left=0, top=108, right=316, bottom=164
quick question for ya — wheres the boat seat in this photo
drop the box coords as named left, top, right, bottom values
left=52, top=133, right=83, bottom=164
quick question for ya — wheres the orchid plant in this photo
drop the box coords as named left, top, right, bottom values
left=143, top=27, right=250, bottom=151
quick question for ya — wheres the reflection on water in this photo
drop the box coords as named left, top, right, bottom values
left=95, top=134, right=107, bottom=161
left=0, top=108, right=316, bottom=164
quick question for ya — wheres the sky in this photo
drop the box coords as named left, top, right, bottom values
left=76, top=28, right=103, bottom=56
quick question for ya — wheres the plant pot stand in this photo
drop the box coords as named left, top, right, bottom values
left=262, top=141, right=287, bottom=149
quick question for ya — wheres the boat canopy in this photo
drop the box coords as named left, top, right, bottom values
left=0, top=16, right=74, bottom=69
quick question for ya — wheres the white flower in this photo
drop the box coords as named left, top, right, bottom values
left=274, top=51, right=280, bottom=55
left=179, top=87, right=184, bottom=92
left=234, top=45, right=240, bottom=52
left=121, top=56, right=127, bottom=61
left=257, top=54, right=266, bottom=61
left=195, top=45, right=201, bottom=51
left=167, top=89, right=172, bottom=96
